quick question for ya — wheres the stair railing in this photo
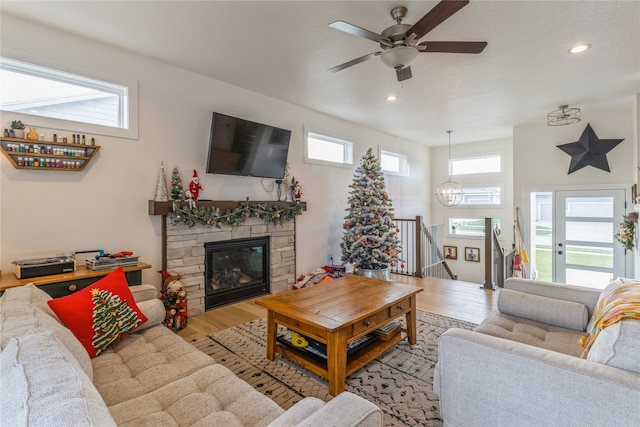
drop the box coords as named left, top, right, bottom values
left=483, top=217, right=514, bottom=289
left=393, top=216, right=456, bottom=279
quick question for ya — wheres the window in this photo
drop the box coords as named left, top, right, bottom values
left=0, top=55, right=138, bottom=139
left=379, top=148, right=409, bottom=176
left=450, top=154, right=501, bottom=176
left=304, top=130, right=353, bottom=167
left=460, top=186, right=502, bottom=206
left=448, top=217, right=501, bottom=237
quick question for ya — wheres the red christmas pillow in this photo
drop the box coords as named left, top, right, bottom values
left=48, top=267, right=147, bottom=358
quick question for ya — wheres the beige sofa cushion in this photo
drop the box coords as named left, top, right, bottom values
left=0, top=284, right=93, bottom=379
left=498, top=288, right=590, bottom=331
left=474, top=312, right=585, bottom=356
left=92, top=324, right=217, bottom=406
left=587, top=319, right=640, bottom=373
left=0, top=331, right=116, bottom=426
left=129, top=297, right=166, bottom=332
left=108, top=364, right=284, bottom=427
left=130, top=283, right=160, bottom=302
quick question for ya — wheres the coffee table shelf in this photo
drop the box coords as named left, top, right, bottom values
left=276, top=333, right=380, bottom=366
left=345, top=331, right=404, bottom=376
left=275, top=331, right=404, bottom=379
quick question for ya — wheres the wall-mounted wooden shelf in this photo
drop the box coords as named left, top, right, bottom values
left=0, top=137, right=100, bottom=171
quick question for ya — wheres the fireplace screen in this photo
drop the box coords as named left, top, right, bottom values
left=204, top=236, right=270, bottom=310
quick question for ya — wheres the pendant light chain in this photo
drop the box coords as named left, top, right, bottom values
left=447, top=130, right=452, bottom=179
left=435, top=130, right=464, bottom=207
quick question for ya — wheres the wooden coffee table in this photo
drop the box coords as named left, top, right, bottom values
left=255, top=275, right=420, bottom=396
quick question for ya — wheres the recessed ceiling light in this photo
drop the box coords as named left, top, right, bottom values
left=569, top=43, right=591, bottom=54
left=386, top=95, right=398, bottom=101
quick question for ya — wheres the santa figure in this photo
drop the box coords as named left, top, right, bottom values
left=187, top=169, right=203, bottom=202
left=158, top=270, right=188, bottom=331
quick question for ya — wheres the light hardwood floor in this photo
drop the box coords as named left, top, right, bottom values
left=177, top=274, right=497, bottom=341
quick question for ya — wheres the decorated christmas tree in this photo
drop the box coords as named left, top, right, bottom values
left=341, top=148, right=402, bottom=271
left=91, top=288, right=142, bottom=356
left=170, top=166, right=184, bottom=201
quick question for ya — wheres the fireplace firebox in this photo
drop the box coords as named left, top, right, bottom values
left=204, top=236, right=270, bottom=310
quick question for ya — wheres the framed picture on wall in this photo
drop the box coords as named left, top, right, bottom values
left=444, top=245, right=458, bottom=260
left=465, top=247, right=480, bottom=262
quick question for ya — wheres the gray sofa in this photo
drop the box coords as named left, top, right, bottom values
left=434, top=277, right=640, bottom=426
left=0, top=283, right=382, bottom=426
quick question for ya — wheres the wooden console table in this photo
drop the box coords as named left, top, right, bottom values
left=256, top=275, right=420, bottom=396
left=0, top=263, right=151, bottom=298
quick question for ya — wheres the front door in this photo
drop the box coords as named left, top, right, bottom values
left=553, top=189, right=627, bottom=288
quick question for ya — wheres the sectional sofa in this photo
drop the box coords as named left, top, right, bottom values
left=434, top=277, right=640, bottom=426
left=0, top=283, right=382, bottom=426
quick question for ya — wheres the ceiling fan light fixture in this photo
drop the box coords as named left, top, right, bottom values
left=547, top=104, right=581, bottom=126
left=380, top=46, right=419, bottom=69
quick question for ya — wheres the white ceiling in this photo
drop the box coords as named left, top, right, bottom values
left=2, top=1, right=639, bottom=146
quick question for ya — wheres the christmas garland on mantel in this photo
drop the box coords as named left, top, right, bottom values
left=169, top=198, right=304, bottom=228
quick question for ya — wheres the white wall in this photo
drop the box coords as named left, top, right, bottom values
left=431, top=137, right=514, bottom=283
left=513, top=107, right=637, bottom=279
left=0, top=14, right=429, bottom=284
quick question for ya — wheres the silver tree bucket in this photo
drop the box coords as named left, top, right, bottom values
left=354, top=266, right=392, bottom=282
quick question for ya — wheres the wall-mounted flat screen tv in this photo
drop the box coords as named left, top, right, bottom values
left=206, top=112, right=291, bottom=179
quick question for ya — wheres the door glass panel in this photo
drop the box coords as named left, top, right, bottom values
left=565, top=245, right=613, bottom=269
left=531, top=192, right=552, bottom=282
left=565, top=221, right=613, bottom=243
left=552, top=189, right=626, bottom=288
left=565, top=197, right=613, bottom=218
left=566, top=269, right=612, bottom=289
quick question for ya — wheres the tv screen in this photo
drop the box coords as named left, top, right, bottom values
left=206, top=112, right=291, bottom=179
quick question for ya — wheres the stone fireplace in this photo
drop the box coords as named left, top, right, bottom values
left=165, top=218, right=296, bottom=316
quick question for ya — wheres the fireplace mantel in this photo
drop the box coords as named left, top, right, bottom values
left=148, top=200, right=306, bottom=216
left=149, top=200, right=300, bottom=314
left=149, top=200, right=305, bottom=271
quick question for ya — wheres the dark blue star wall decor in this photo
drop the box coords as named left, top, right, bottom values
left=556, top=124, right=624, bottom=174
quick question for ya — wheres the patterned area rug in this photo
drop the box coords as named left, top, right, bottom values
left=190, top=310, right=476, bottom=426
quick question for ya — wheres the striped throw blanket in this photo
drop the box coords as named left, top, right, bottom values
left=580, top=280, right=640, bottom=359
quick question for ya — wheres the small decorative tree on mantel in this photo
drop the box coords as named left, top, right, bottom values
left=341, top=148, right=402, bottom=280
left=170, top=166, right=184, bottom=201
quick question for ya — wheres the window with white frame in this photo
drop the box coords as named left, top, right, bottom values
left=379, top=148, right=409, bottom=176
left=460, top=186, right=502, bottom=206
left=450, top=153, right=501, bottom=176
left=448, top=217, right=501, bottom=236
left=0, top=56, right=138, bottom=139
left=304, top=130, right=353, bottom=166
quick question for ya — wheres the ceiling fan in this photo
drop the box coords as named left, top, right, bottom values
left=328, top=0, right=487, bottom=82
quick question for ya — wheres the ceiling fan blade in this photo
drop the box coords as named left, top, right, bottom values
left=406, top=0, right=469, bottom=40
left=396, top=66, right=413, bottom=82
left=329, top=20, right=388, bottom=43
left=328, top=52, right=381, bottom=73
left=418, top=41, right=487, bottom=54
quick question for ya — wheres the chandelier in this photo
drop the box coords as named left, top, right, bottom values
left=547, top=105, right=581, bottom=126
left=435, top=131, right=464, bottom=207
